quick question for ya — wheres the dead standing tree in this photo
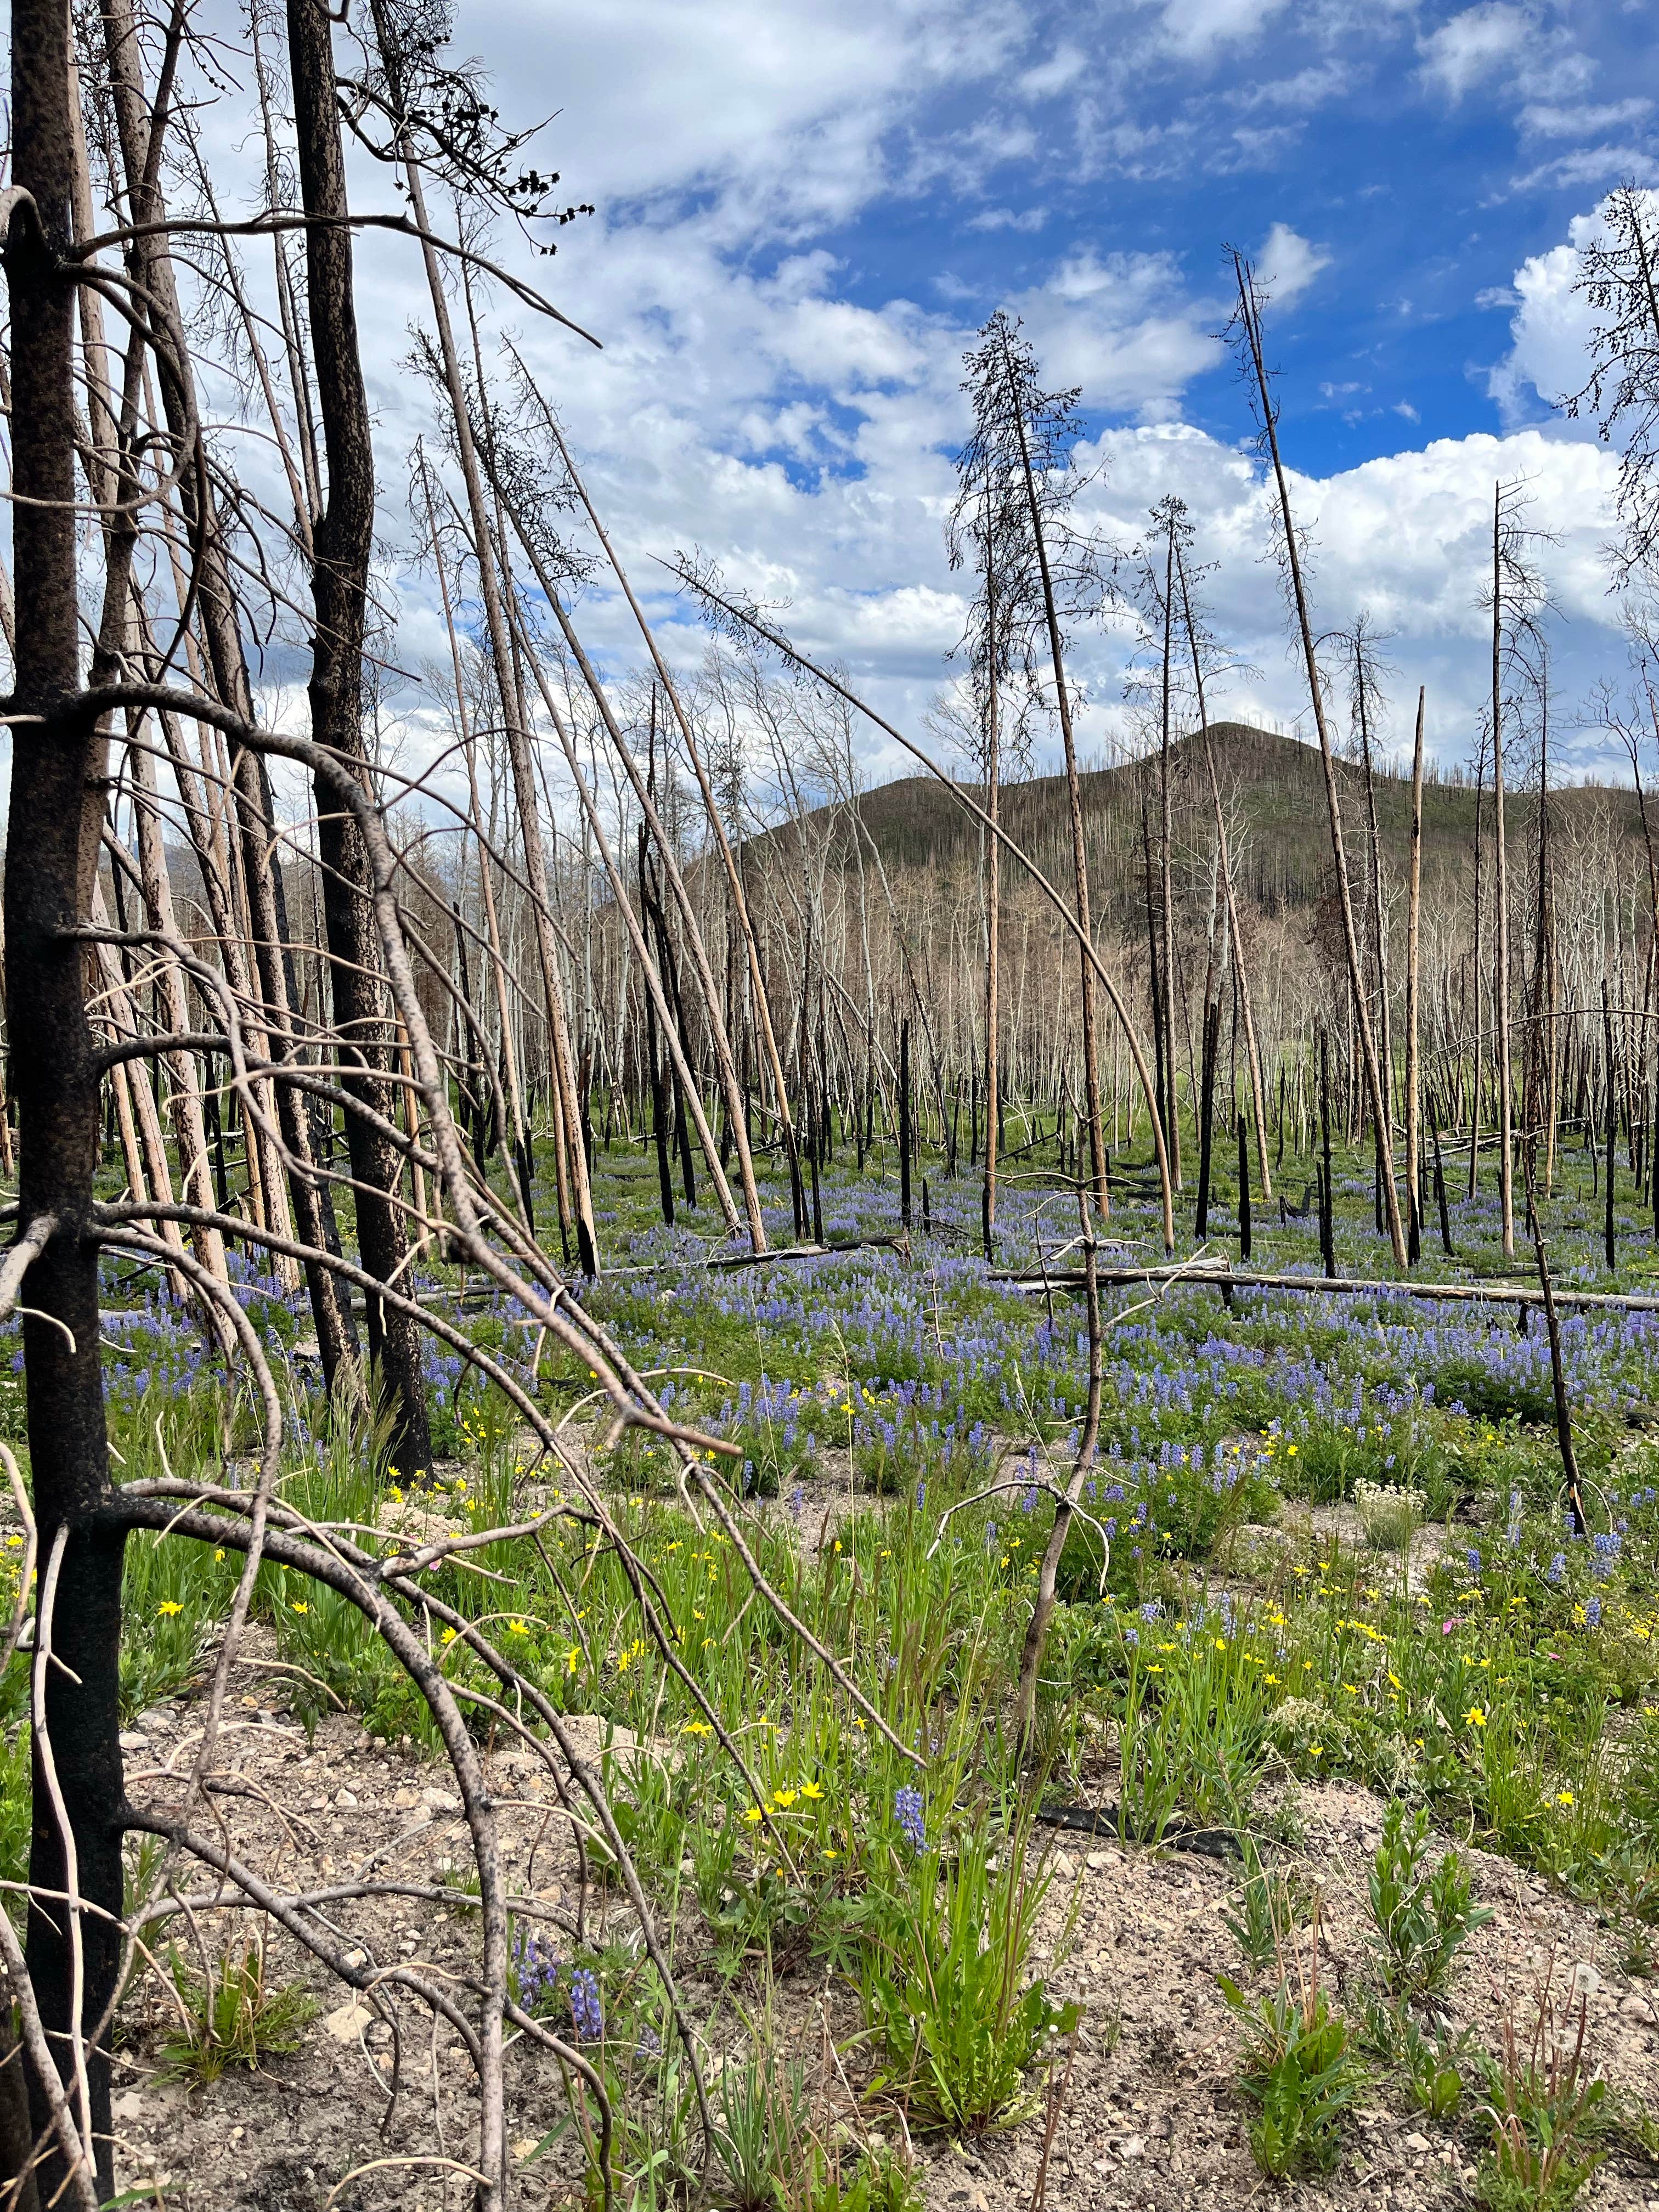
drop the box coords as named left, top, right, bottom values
left=1228, top=252, right=1408, bottom=1268
left=286, top=0, right=431, bottom=1472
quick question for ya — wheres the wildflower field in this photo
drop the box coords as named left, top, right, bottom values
left=14, top=1118, right=1659, bottom=2211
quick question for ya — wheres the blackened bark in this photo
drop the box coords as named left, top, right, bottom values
left=1195, top=997, right=1218, bottom=1239
left=287, top=0, right=429, bottom=1471
left=1237, top=1111, right=1251, bottom=1260
left=1319, top=1029, right=1337, bottom=1280
left=899, top=1019, right=912, bottom=1231
left=7, top=0, right=125, bottom=2186
left=1431, top=1110, right=1455, bottom=1257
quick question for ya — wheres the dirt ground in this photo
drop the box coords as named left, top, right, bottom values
left=104, top=1649, right=1659, bottom=2212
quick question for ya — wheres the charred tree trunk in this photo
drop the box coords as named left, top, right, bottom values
left=287, top=0, right=429, bottom=1472
left=7, top=0, right=125, bottom=2185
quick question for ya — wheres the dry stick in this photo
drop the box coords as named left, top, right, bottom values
left=1003, top=329, right=1109, bottom=1229
left=663, top=569, right=1175, bottom=1252
left=499, top=596, right=743, bottom=1239
left=1158, top=518, right=1182, bottom=1193
left=1231, top=253, right=1405, bottom=1266
left=1014, top=1196, right=1104, bottom=1751
left=0, top=1217, right=55, bottom=1324
left=109, top=1481, right=519, bottom=2210
left=1404, top=686, right=1427, bottom=1265
left=120, top=744, right=233, bottom=1306
left=990, top=1255, right=1659, bottom=1317
left=1491, top=483, right=1516, bottom=1258
left=1525, top=1159, right=1588, bottom=1535
left=0, top=1901, right=98, bottom=2212
left=983, top=488, right=1004, bottom=1255
left=1351, top=631, right=1396, bottom=1242
left=514, top=375, right=802, bottom=1242
left=28, top=1532, right=93, bottom=2183
left=1175, top=538, right=1272, bottom=1199
left=1605, top=979, right=1619, bottom=1274
left=512, top=520, right=766, bottom=1248
left=415, top=457, right=537, bottom=1229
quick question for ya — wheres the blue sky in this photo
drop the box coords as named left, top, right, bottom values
left=359, top=0, right=1659, bottom=778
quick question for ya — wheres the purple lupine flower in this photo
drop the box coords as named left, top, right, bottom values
left=1547, top=1553, right=1566, bottom=1584
left=893, top=1785, right=926, bottom=1852
left=569, top=1967, right=603, bottom=2041
left=514, top=1932, right=562, bottom=2013
left=1584, top=1596, right=1602, bottom=1629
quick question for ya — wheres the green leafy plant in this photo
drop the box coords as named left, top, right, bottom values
left=1367, top=1799, right=1493, bottom=2001
left=160, top=1936, right=317, bottom=2084
left=800, top=2142, right=921, bottom=2212
left=712, top=2042, right=811, bottom=2212
left=1221, top=1837, right=1307, bottom=1974
left=857, top=1816, right=1071, bottom=2135
left=1477, top=1972, right=1606, bottom=2210
left=0, top=1728, right=28, bottom=1928
left=1220, top=1917, right=1361, bottom=2178
left=1361, top=1996, right=1471, bottom=2120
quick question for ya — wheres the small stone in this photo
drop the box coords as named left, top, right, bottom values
left=392, top=1787, right=419, bottom=1809
left=1621, top=1991, right=1655, bottom=2021
left=117, top=1733, right=148, bottom=1754
left=110, top=2091, right=144, bottom=2122
left=334, top=1788, right=358, bottom=1810
left=324, top=1997, right=373, bottom=2042
left=1053, top=1852, right=1075, bottom=1877
left=342, top=1947, right=368, bottom=1969
left=422, top=1786, right=459, bottom=1812
left=1402, top=2132, right=1431, bottom=2154
left=1120, top=2135, right=1144, bottom=2160
left=1086, top=1852, right=1109, bottom=1871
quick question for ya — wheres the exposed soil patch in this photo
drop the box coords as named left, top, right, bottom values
left=108, top=1652, right=1659, bottom=2211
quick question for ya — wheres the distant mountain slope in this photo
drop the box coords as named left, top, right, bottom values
left=758, top=723, right=1648, bottom=918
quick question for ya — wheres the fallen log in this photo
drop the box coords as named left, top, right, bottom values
left=991, top=1256, right=1659, bottom=1317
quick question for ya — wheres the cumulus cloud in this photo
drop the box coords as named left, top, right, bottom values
left=312, top=0, right=1646, bottom=792
left=1255, top=221, right=1332, bottom=303
left=1482, top=194, right=1659, bottom=426
left=1418, top=2, right=1534, bottom=99
left=448, top=0, right=1024, bottom=235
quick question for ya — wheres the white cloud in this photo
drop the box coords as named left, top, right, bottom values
left=447, top=0, right=1025, bottom=236
left=1482, top=194, right=1659, bottom=425
left=1418, top=3, right=1533, bottom=100
left=1019, top=44, right=1087, bottom=98
left=966, top=206, right=1049, bottom=233
left=1159, top=0, right=1290, bottom=59
left=1520, top=98, right=1651, bottom=140
left=1256, top=221, right=1332, bottom=303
